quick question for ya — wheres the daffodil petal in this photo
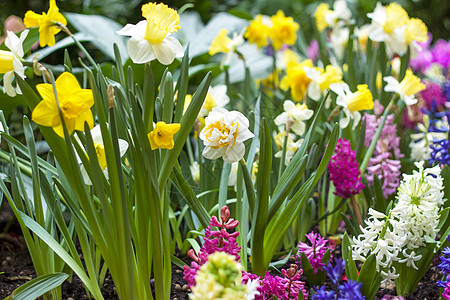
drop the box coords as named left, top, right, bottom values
left=36, top=83, right=55, bottom=101
left=4, top=71, right=16, bottom=97
left=74, top=109, right=94, bottom=131
left=56, top=72, right=82, bottom=92
left=116, top=20, right=147, bottom=39
left=127, top=37, right=155, bottom=64
left=152, top=36, right=184, bottom=65
left=32, top=100, right=58, bottom=127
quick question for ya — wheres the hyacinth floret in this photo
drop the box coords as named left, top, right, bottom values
left=328, top=138, right=365, bottom=199
left=183, top=206, right=240, bottom=287
left=297, top=232, right=332, bottom=274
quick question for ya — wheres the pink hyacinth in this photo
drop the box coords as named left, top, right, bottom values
left=297, top=232, right=332, bottom=275
left=328, top=138, right=365, bottom=199
left=364, top=101, right=403, bottom=197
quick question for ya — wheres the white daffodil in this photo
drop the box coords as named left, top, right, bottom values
left=329, top=25, right=349, bottom=60
left=209, top=29, right=244, bottom=66
left=329, top=83, right=373, bottom=129
left=200, top=85, right=230, bottom=117
left=1, top=30, right=28, bottom=97
left=200, top=107, right=254, bottom=163
left=116, top=3, right=183, bottom=65
left=384, top=69, right=425, bottom=105
left=274, top=100, right=314, bottom=136
left=324, top=0, right=352, bottom=28
left=304, top=65, right=343, bottom=101
left=77, top=124, right=129, bottom=185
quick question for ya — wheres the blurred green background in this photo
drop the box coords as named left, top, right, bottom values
left=1, top=0, right=449, bottom=41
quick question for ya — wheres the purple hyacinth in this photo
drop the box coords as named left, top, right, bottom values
left=364, top=101, right=403, bottom=197
left=307, top=40, right=319, bottom=62
left=183, top=206, right=240, bottom=287
left=410, top=33, right=433, bottom=73
left=328, top=138, right=365, bottom=199
left=297, top=232, right=332, bottom=274
left=420, top=81, right=447, bottom=109
left=431, top=39, right=450, bottom=69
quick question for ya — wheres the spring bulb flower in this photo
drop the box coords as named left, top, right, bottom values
left=304, top=65, right=343, bottom=101
left=384, top=69, right=426, bottom=105
left=116, top=2, right=183, bottom=65
left=32, top=72, right=94, bottom=137
left=77, top=124, right=129, bottom=185
left=280, top=59, right=314, bottom=102
left=268, top=10, right=299, bottom=50
left=274, top=100, right=314, bottom=136
left=329, top=82, right=374, bottom=129
left=297, top=232, right=332, bottom=274
left=244, top=15, right=270, bottom=48
left=314, top=0, right=352, bottom=32
left=1, top=30, right=28, bottom=97
left=24, top=0, right=67, bottom=47
left=209, top=29, right=244, bottom=66
left=148, top=121, right=180, bottom=150
left=200, top=107, right=254, bottom=163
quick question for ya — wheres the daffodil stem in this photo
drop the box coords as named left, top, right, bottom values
left=278, top=127, right=289, bottom=179
left=350, top=194, right=363, bottom=229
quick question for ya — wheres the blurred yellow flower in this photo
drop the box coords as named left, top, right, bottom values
left=384, top=69, right=425, bottom=105
left=244, top=15, right=270, bottom=48
left=405, top=18, right=428, bottom=44
left=280, top=59, right=313, bottom=101
left=314, top=3, right=332, bottom=32
left=305, top=65, right=343, bottom=100
left=209, top=29, right=243, bottom=65
left=346, top=84, right=374, bottom=112
left=268, top=10, right=299, bottom=50
left=32, top=72, right=94, bottom=137
left=383, top=3, right=409, bottom=33
left=148, top=121, right=180, bottom=150
left=24, top=0, right=67, bottom=47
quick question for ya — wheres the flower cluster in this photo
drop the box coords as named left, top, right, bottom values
left=411, top=38, right=450, bottom=74
left=364, top=101, right=403, bottom=197
left=328, top=138, right=365, bottom=199
left=438, top=237, right=450, bottom=300
left=297, top=232, right=332, bottom=275
left=312, top=259, right=364, bottom=300
left=352, top=162, right=445, bottom=282
left=183, top=206, right=241, bottom=287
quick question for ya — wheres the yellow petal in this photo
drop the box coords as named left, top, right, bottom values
left=347, top=84, right=374, bottom=112
left=39, top=23, right=55, bottom=47
left=55, top=72, right=81, bottom=93
left=314, top=3, right=331, bottom=32
left=48, top=0, right=67, bottom=26
left=32, top=100, right=59, bottom=127
left=36, top=83, right=55, bottom=101
left=383, top=3, right=409, bottom=33
left=0, top=50, right=14, bottom=73
left=24, top=11, right=42, bottom=28
left=405, top=18, right=428, bottom=44
left=74, top=109, right=94, bottom=132
left=209, top=29, right=231, bottom=55
left=142, top=2, right=180, bottom=44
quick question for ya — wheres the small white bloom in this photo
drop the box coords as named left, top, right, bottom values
left=2, top=30, right=28, bottom=97
left=274, top=100, right=314, bottom=136
left=324, top=0, right=352, bottom=28
left=200, top=107, right=254, bottom=163
left=200, top=85, right=230, bottom=117
left=190, top=161, right=200, bottom=183
left=398, top=249, right=422, bottom=270
left=245, top=278, right=261, bottom=300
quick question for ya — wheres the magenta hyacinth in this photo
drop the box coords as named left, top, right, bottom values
left=297, top=232, right=332, bottom=274
left=328, top=138, right=365, bottom=199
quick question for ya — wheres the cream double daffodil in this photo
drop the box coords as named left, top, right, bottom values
left=200, top=107, right=254, bottom=163
left=117, top=2, right=183, bottom=65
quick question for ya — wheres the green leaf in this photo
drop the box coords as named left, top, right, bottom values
left=342, top=232, right=358, bottom=281
left=4, top=273, right=69, bottom=300
left=358, top=254, right=382, bottom=300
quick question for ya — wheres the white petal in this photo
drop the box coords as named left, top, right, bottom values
left=236, top=128, right=254, bottom=143
left=152, top=36, right=184, bottom=65
left=283, top=100, right=296, bottom=113
left=291, top=121, right=306, bottom=136
left=4, top=71, right=16, bottom=97
left=118, top=139, right=129, bottom=157
left=13, top=57, right=25, bottom=79
left=383, top=76, right=399, bottom=93
left=90, top=124, right=104, bottom=144
left=352, top=111, right=361, bottom=129
left=127, top=37, right=156, bottom=64
left=274, top=112, right=288, bottom=126
left=308, top=82, right=321, bottom=101
left=329, top=82, right=348, bottom=97
left=304, top=66, right=320, bottom=81
left=202, top=146, right=226, bottom=160
left=116, top=21, right=147, bottom=39
left=223, top=142, right=245, bottom=163
left=339, top=115, right=350, bottom=129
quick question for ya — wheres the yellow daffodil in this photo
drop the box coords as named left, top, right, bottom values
left=314, top=0, right=351, bottom=32
left=1, top=30, right=28, bottom=97
left=304, top=65, right=343, bottom=100
left=148, top=121, right=180, bottom=150
left=32, top=72, right=94, bottom=137
left=200, top=107, right=254, bottom=163
left=244, top=15, right=270, bottom=48
left=24, top=0, right=67, bottom=47
left=209, top=29, right=243, bottom=65
left=314, top=3, right=332, bottom=32
left=268, top=10, right=299, bottom=50
left=330, top=83, right=373, bottom=129
left=280, top=59, right=313, bottom=102
left=384, top=69, right=425, bottom=105
left=405, top=18, right=428, bottom=45
left=117, top=2, right=183, bottom=65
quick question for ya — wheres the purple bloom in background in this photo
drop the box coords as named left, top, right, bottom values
left=410, top=34, right=433, bottom=73
left=420, top=81, right=447, bottom=109
left=312, top=286, right=336, bottom=300
left=364, top=101, right=403, bottom=197
left=297, top=232, right=332, bottom=274
left=307, top=39, right=319, bottom=62
left=323, top=259, right=345, bottom=285
left=430, top=138, right=450, bottom=167
left=328, top=138, right=365, bottom=199
left=431, top=39, right=450, bottom=69
left=339, top=280, right=364, bottom=300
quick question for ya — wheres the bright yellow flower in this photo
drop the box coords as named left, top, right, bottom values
left=209, top=29, right=232, bottom=55
left=318, top=65, right=343, bottom=90
left=346, top=84, right=374, bottom=112
left=141, top=2, right=180, bottom=44
left=32, top=72, right=94, bottom=137
left=0, top=50, right=14, bottom=73
left=244, top=15, right=269, bottom=48
left=268, top=10, right=299, bottom=50
left=24, top=0, right=67, bottom=47
left=384, top=69, right=425, bottom=105
left=314, top=3, right=332, bottom=32
left=405, top=18, right=428, bottom=44
left=383, top=3, right=409, bottom=34
left=148, top=121, right=180, bottom=150
left=280, top=59, right=313, bottom=101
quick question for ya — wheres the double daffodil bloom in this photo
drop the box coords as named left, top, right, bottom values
left=330, top=83, right=374, bottom=129
left=384, top=69, right=425, bottom=105
left=1, top=30, right=28, bottom=97
left=117, top=2, right=183, bottom=65
left=200, top=107, right=254, bottom=163
left=24, top=0, right=67, bottom=47
left=244, top=15, right=270, bottom=48
left=148, top=121, right=180, bottom=150
left=32, top=72, right=94, bottom=137
left=268, top=10, right=299, bottom=50
left=77, top=124, right=129, bottom=185
left=209, top=29, right=244, bottom=66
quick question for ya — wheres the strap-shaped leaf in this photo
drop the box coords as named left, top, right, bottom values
left=4, top=273, right=69, bottom=300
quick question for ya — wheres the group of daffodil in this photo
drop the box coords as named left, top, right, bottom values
left=0, top=0, right=449, bottom=299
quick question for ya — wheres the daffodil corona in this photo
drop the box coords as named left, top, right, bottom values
left=32, top=72, right=94, bottom=137
left=117, top=2, right=183, bottom=65
left=24, top=0, right=67, bottom=47
left=148, top=121, right=181, bottom=150
left=200, top=108, right=254, bottom=163
left=384, top=69, right=425, bottom=105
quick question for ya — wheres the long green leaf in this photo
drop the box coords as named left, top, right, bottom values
left=4, top=273, right=69, bottom=300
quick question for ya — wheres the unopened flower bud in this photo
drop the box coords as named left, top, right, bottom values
left=220, top=205, right=230, bottom=223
